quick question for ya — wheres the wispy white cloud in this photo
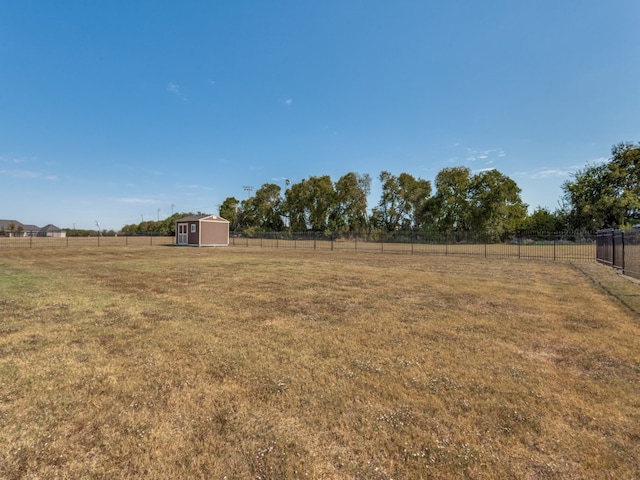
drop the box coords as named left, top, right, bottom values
left=529, top=168, right=572, bottom=179
left=466, top=147, right=506, bottom=162
left=167, top=82, right=187, bottom=100
left=0, top=169, right=37, bottom=178
left=0, top=154, right=32, bottom=165
left=0, top=168, right=57, bottom=180
left=284, top=98, right=293, bottom=105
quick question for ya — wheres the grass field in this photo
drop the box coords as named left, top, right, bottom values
left=0, top=247, right=638, bottom=479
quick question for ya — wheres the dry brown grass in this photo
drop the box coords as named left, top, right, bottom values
left=0, top=247, right=638, bottom=479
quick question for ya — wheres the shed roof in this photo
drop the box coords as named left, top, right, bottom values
left=176, top=214, right=229, bottom=223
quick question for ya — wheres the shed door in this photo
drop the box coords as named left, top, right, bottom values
left=177, top=223, right=188, bottom=245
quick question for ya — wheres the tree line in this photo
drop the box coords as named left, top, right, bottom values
left=118, top=142, right=639, bottom=237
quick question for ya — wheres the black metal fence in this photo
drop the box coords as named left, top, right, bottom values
left=1, top=230, right=597, bottom=262
left=596, top=228, right=640, bottom=279
left=231, top=230, right=596, bottom=262
left=0, top=234, right=175, bottom=249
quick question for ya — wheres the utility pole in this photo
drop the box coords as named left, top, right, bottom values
left=243, top=185, right=253, bottom=197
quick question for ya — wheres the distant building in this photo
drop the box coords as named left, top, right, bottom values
left=0, top=219, right=66, bottom=237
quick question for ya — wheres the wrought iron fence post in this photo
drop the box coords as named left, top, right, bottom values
left=612, top=230, right=616, bottom=268
left=622, top=230, right=626, bottom=274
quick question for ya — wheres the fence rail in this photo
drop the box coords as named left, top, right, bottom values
left=0, top=231, right=597, bottom=262
left=0, top=235, right=175, bottom=249
left=596, top=229, right=640, bottom=279
left=231, top=231, right=596, bottom=262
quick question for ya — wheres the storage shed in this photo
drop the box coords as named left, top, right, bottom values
left=175, top=214, right=229, bottom=247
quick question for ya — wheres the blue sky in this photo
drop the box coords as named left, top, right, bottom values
left=1, top=1, right=638, bottom=230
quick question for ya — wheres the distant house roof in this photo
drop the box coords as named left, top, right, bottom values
left=0, top=219, right=27, bottom=231
left=40, top=224, right=63, bottom=233
left=0, top=220, right=62, bottom=233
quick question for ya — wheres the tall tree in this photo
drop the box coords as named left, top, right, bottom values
left=432, top=166, right=472, bottom=233
left=331, top=172, right=371, bottom=233
left=563, top=142, right=640, bottom=230
left=468, top=169, right=527, bottom=236
left=283, top=176, right=335, bottom=231
left=220, top=196, right=242, bottom=230
left=399, top=173, right=431, bottom=229
left=371, top=171, right=405, bottom=231
left=241, top=183, right=283, bottom=231
left=371, top=171, right=430, bottom=231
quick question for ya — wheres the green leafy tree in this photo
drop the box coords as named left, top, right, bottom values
left=521, top=206, right=566, bottom=232
left=563, top=142, right=640, bottom=230
left=283, top=176, right=336, bottom=231
left=371, top=171, right=430, bottom=231
left=468, top=169, right=527, bottom=237
left=241, top=183, right=283, bottom=231
left=431, top=166, right=472, bottom=233
left=606, top=142, right=640, bottom=225
left=158, top=212, right=193, bottom=235
left=220, top=197, right=242, bottom=231
left=400, top=173, right=431, bottom=229
left=120, top=212, right=194, bottom=236
left=121, top=223, right=139, bottom=235
left=330, top=172, right=371, bottom=233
